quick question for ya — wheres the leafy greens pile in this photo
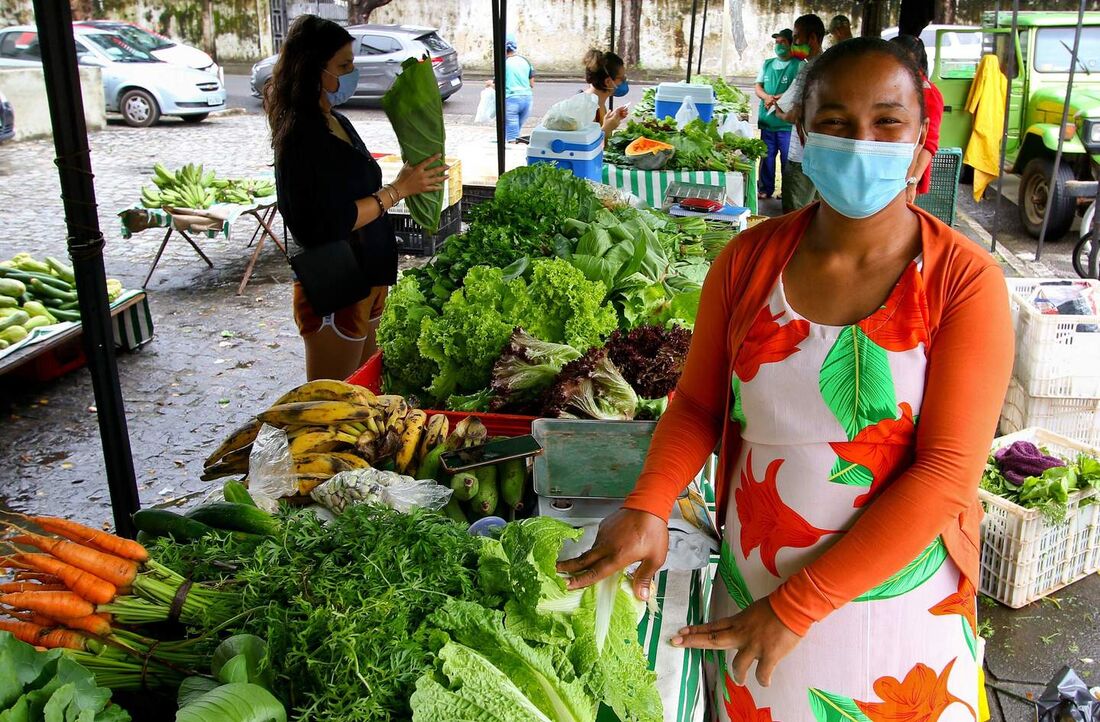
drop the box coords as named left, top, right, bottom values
left=981, top=440, right=1100, bottom=523
left=382, top=57, right=446, bottom=234
left=605, top=117, right=767, bottom=170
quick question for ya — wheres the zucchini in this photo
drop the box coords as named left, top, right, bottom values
left=499, top=458, right=526, bottom=510
left=21, top=300, right=51, bottom=318
left=0, top=326, right=28, bottom=344
left=45, top=256, right=76, bottom=284
left=0, top=278, right=26, bottom=298
left=0, top=310, right=29, bottom=332
left=49, top=308, right=81, bottom=322
left=442, top=497, right=468, bottom=524
left=0, top=296, right=15, bottom=308
left=15, top=258, right=51, bottom=275
left=416, top=444, right=446, bottom=481
left=223, top=480, right=257, bottom=507
left=469, top=464, right=499, bottom=519
left=23, top=316, right=51, bottom=331
left=0, top=268, right=72, bottom=291
left=185, top=502, right=279, bottom=536
left=449, top=471, right=479, bottom=502
left=132, top=509, right=214, bottom=541
left=29, top=279, right=77, bottom=302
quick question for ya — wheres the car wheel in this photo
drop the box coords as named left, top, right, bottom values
left=181, top=113, right=209, bottom=124
left=120, top=89, right=160, bottom=128
left=1019, top=157, right=1075, bottom=241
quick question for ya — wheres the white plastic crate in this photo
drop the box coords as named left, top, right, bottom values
left=1006, top=278, right=1100, bottom=398
left=979, top=427, right=1100, bottom=608
left=999, top=376, right=1100, bottom=447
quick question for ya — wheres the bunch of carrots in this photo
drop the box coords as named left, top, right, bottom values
left=0, top=515, right=230, bottom=688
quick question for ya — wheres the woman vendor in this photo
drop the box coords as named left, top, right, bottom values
left=560, top=37, right=1013, bottom=718
left=583, top=49, right=630, bottom=138
left=266, top=15, right=446, bottom=381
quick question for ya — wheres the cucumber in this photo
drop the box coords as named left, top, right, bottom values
left=0, top=278, right=25, bottom=298
left=223, top=480, right=257, bottom=507
left=185, top=502, right=279, bottom=536
left=132, top=509, right=214, bottom=541
left=60, top=300, right=79, bottom=310
left=0, top=310, right=29, bottom=332
left=29, top=279, right=77, bottom=302
left=49, top=308, right=81, bottom=322
left=469, top=464, right=499, bottom=519
left=0, top=268, right=72, bottom=291
left=499, top=458, right=526, bottom=510
left=0, top=296, right=15, bottom=308
left=45, top=256, right=75, bottom=284
left=449, top=472, right=479, bottom=502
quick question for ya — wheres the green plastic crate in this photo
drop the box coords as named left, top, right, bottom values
left=915, top=147, right=963, bottom=226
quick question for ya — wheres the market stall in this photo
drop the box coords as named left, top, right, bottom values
left=0, top=253, right=152, bottom=380
left=118, top=166, right=283, bottom=295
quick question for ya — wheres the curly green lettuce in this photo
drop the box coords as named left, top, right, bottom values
left=514, top=258, right=618, bottom=351
left=377, top=275, right=439, bottom=396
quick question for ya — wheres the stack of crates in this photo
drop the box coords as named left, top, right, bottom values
left=1000, top=278, right=1100, bottom=446
left=914, top=147, right=963, bottom=226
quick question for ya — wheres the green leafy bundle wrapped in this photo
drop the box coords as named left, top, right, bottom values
left=382, top=57, right=445, bottom=233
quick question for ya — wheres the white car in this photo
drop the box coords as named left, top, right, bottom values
left=0, top=24, right=226, bottom=127
left=882, top=25, right=983, bottom=72
left=73, top=20, right=222, bottom=83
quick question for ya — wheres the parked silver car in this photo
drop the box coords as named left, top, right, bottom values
left=73, top=20, right=223, bottom=84
left=0, top=24, right=226, bottom=127
left=251, top=24, right=462, bottom=102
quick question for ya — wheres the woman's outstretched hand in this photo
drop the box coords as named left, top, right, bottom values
left=556, top=508, right=669, bottom=601
left=393, top=153, right=447, bottom=198
left=670, top=598, right=802, bottom=687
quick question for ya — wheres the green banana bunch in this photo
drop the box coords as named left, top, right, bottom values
left=140, top=186, right=163, bottom=209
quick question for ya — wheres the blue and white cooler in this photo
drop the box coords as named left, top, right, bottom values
left=654, top=82, right=717, bottom=123
left=526, top=123, right=604, bottom=181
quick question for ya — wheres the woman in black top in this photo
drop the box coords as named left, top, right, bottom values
left=266, top=15, right=445, bottom=380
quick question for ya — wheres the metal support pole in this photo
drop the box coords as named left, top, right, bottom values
left=990, top=0, right=1020, bottom=254
left=491, top=0, right=507, bottom=177
left=686, top=0, right=699, bottom=82
left=32, top=0, right=139, bottom=537
left=609, top=0, right=616, bottom=111
left=697, top=0, right=709, bottom=75
left=1035, top=0, right=1086, bottom=261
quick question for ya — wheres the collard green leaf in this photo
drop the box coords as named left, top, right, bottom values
left=854, top=537, right=947, bottom=602
left=175, top=683, right=286, bottom=722
left=819, top=326, right=897, bottom=440
left=807, top=688, right=872, bottom=722
left=0, top=632, right=61, bottom=710
left=381, top=57, right=445, bottom=234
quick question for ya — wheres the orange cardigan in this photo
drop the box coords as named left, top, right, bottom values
left=623, top=203, right=1014, bottom=636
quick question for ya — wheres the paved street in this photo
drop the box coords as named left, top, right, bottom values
left=0, top=99, right=1096, bottom=718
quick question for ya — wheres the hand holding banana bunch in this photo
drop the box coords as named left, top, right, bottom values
left=141, top=163, right=275, bottom=210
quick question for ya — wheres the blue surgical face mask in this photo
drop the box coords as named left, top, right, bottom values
left=613, top=79, right=629, bottom=98
left=801, top=132, right=919, bottom=219
left=324, top=67, right=359, bottom=107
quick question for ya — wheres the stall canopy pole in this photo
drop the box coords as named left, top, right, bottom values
left=1035, top=0, right=1086, bottom=262
left=686, top=0, right=699, bottom=82
left=609, top=0, right=616, bottom=111
left=491, top=0, right=507, bottom=177
left=697, top=0, right=709, bottom=74
left=990, top=0, right=1020, bottom=254
left=32, top=0, right=139, bottom=537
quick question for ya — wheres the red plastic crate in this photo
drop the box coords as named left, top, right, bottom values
left=347, top=352, right=537, bottom=436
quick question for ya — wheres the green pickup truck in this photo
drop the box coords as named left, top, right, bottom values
left=932, top=11, right=1100, bottom=240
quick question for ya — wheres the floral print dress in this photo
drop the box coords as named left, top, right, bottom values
left=712, top=261, right=979, bottom=722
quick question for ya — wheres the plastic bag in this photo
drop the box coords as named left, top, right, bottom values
left=310, top=468, right=453, bottom=515
left=1037, top=666, right=1100, bottom=722
left=247, top=424, right=296, bottom=513
left=675, top=95, right=700, bottom=129
left=475, top=87, right=496, bottom=124
left=545, top=93, right=599, bottom=131
left=718, top=112, right=753, bottom=139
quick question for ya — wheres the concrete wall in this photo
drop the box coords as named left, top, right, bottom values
left=0, top=66, right=105, bottom=141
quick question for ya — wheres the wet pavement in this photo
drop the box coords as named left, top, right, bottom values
left=1, top=111, right=1098, bottom=720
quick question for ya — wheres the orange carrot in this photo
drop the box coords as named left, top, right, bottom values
left=27, top=517, right=148, bottom=563
left=7, top=533, right=138, bottom=587
left=0, top=619, right=88, bottom=650
left=0, top=582, right=67, bottom=593
left=1, top=589, right=100, bottom=619
left=3, top=554, right=116, bottom=605
left=13, top=610, right=111, bottom=636
left=13, top=572, right=62, bottom=584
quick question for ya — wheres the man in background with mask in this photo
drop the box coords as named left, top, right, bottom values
left=775, top=13, right=826, bottom=213
left=754, top=28, right=799, bottom=200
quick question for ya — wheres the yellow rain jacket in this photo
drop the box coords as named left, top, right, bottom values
left=965, top=54, right=1008, bottom=202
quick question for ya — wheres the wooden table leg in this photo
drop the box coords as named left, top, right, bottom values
left=255, top=205, right=286, bottom=254
left=142, top=226, right=174, bottom=288
left=236, top=206, right=283, bottom=295
left=238, top=230, right=266, bottom=296
left=177, top=229, right=215, bottom=268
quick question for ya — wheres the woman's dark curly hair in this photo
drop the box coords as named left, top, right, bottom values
left=802, top=36, right=926, bottom=122
left=890, top=33, right=930, bottom=77
left=265, top=15, right=353, bottom=159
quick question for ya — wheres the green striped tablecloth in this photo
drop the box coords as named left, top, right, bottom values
left=602, top=164, right=758, bottom=215
left=118, top=197, right=277, bottom=240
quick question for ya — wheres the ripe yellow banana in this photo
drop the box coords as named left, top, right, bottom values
left=205, top=418, right=262, bottom=468
left=288, top=429, right=340, bottom=456
left=418, top=414, right=449, bottom=464
left=273, top=379, right=378, bottom=406
left=292, top=452, right=358, bottom=478
left=326, top=452, right=371, bottom=469
left=395, top=410, right=427, bottom=474
left=296, top=473, right=332, bottom=495
left=201, top=445, right=252, bottom=480
left=258, top=401, right=375, bottom=427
